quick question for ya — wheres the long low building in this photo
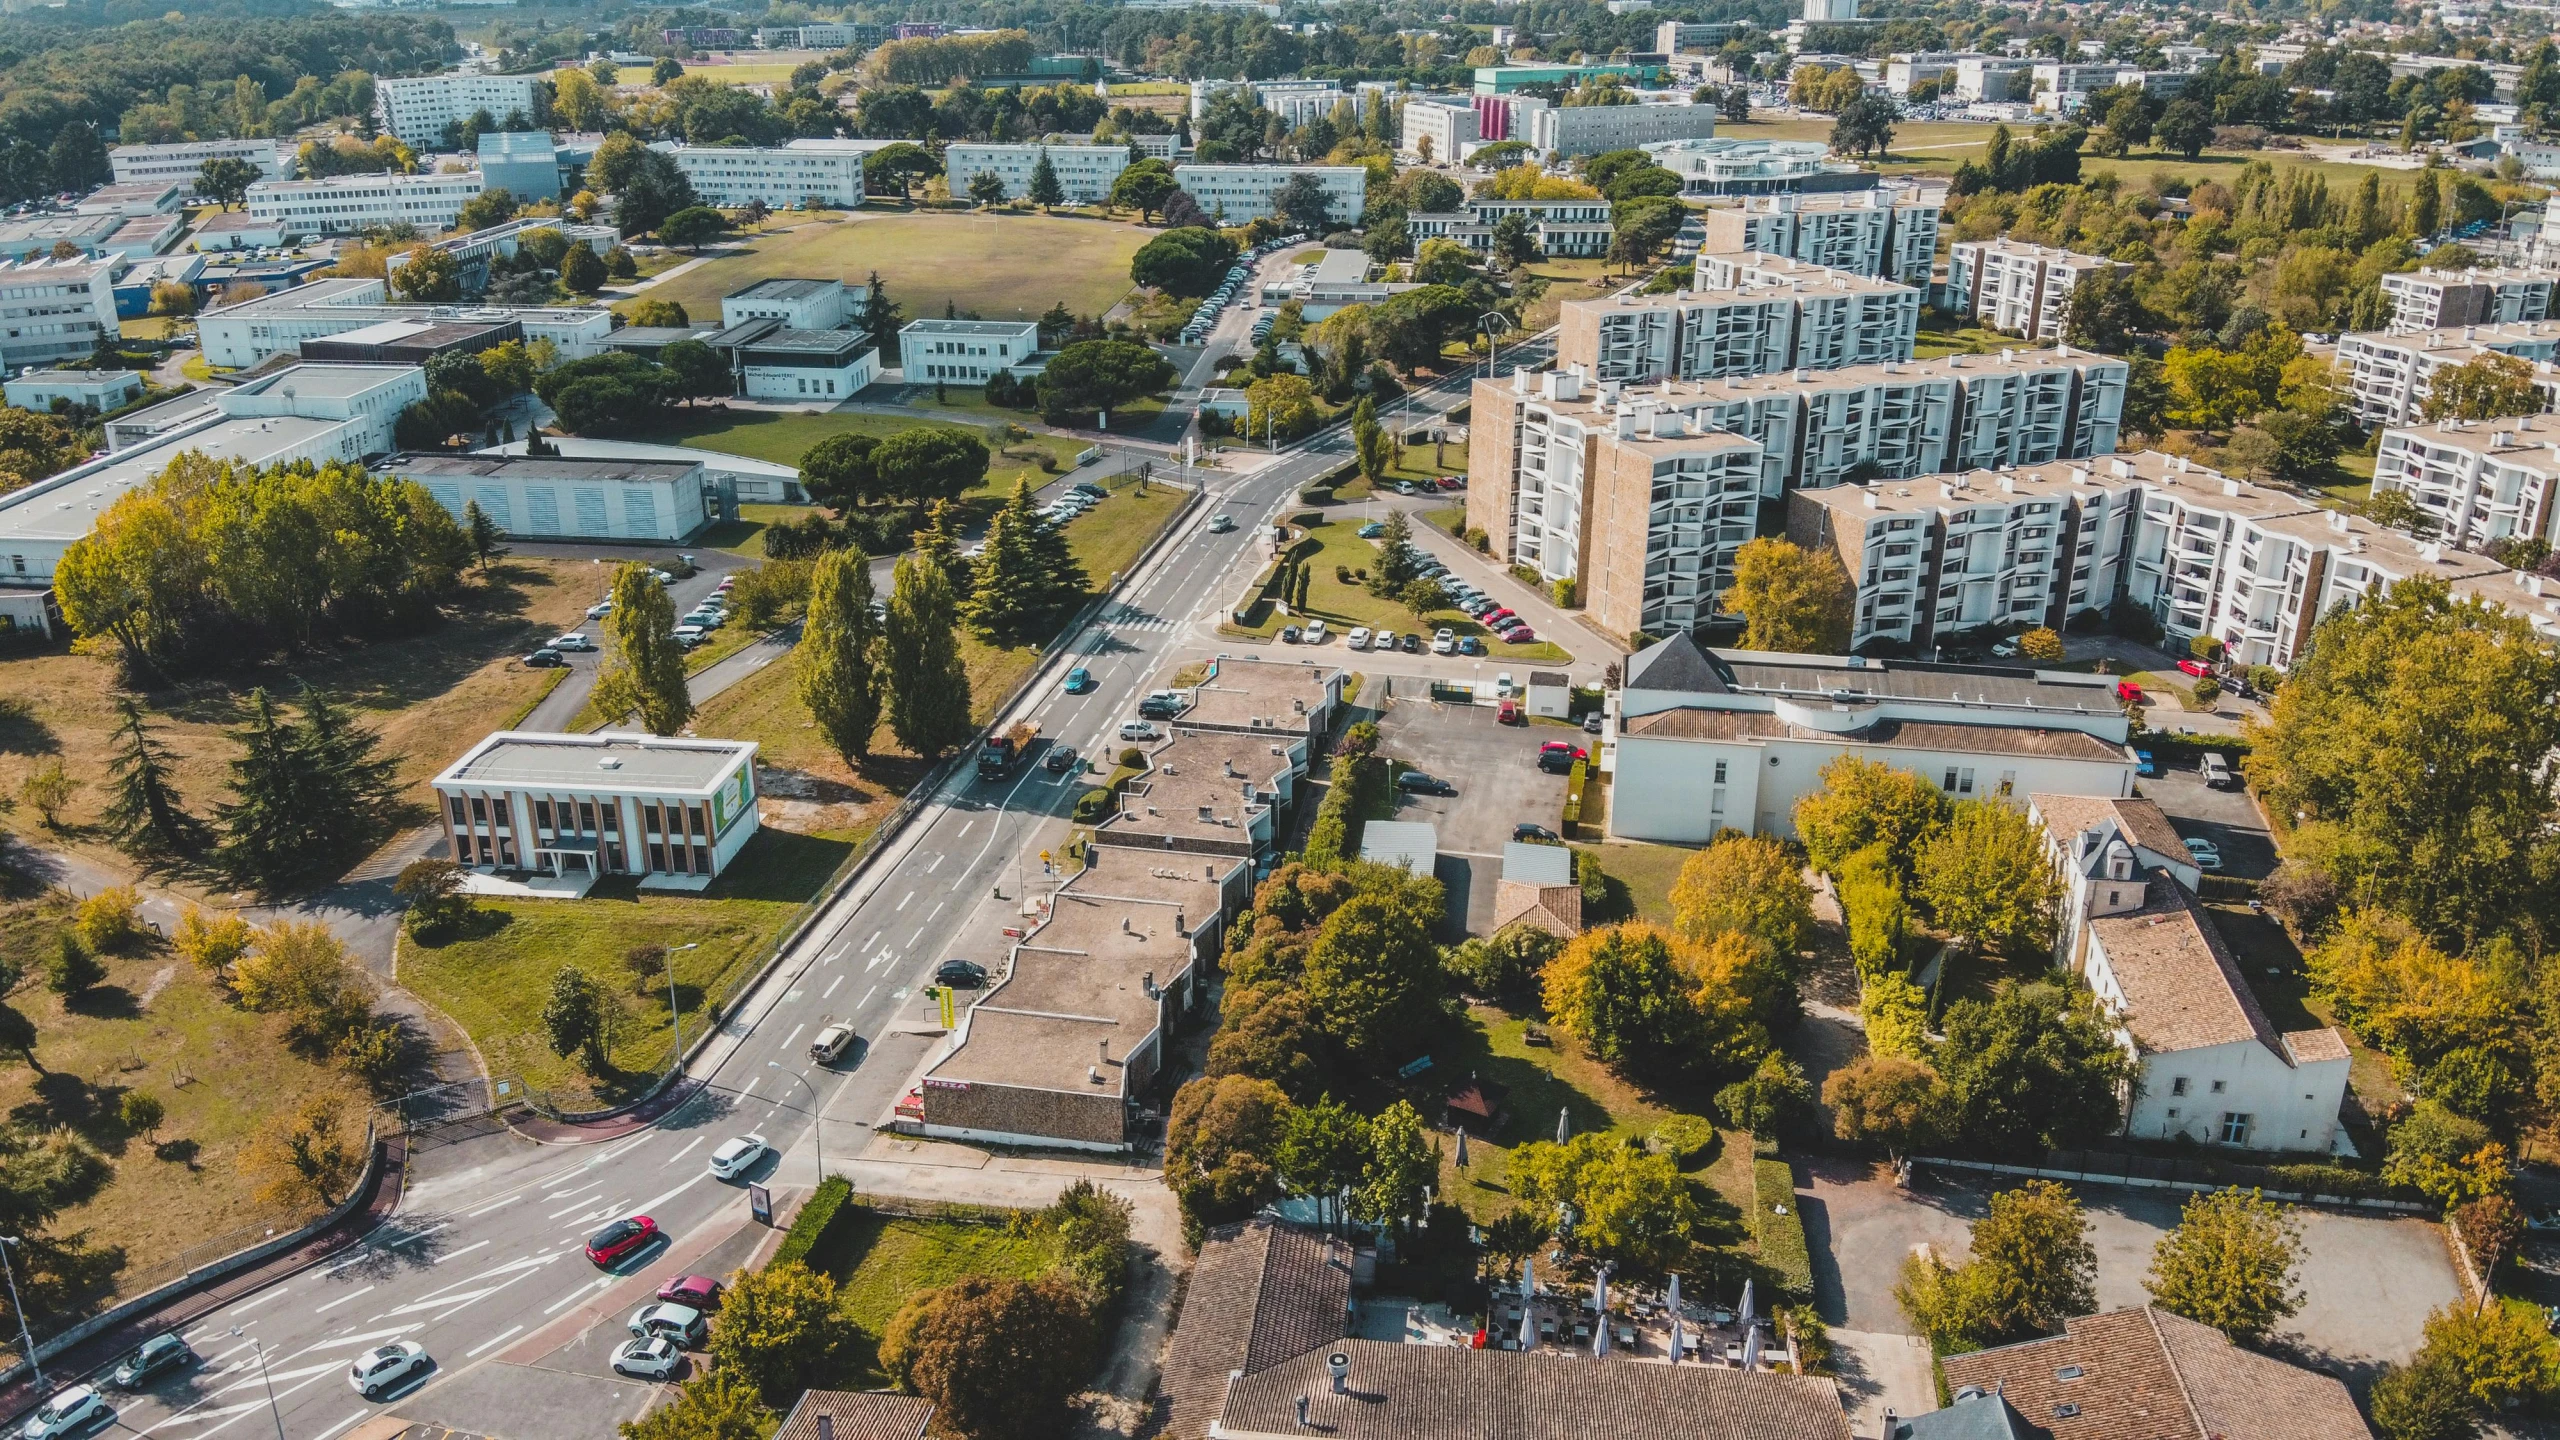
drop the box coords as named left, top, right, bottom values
left=944, top=142, right=1132, bottom=204
left=384, top=453, right=713, bottom=542
left=1171, top=164, right=1365, bottom=226
left=1640, top=137, right=1872, bottom=196
left=654, top=142, right=866, bottom=208
left=198, top=277, right=617, bottom=369
left=431, top=730, right=759, bottom=887
left=109, top=138, right=290, bottom=189
left=244, top=171, right=490, bottom=236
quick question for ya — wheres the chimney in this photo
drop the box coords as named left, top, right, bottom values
left=1295, top=1396, right=1311, bottom=1427
left=1088, top=1065, right=1103, bottom=1084
left=1327, top=1353, right=1350, bottom=1394
left=1144, top=969, right=1158, bottom=996
left=1099, top=1038, right=1111, bottom=1064
left=1882, top=1411, right=1898, bottom=1438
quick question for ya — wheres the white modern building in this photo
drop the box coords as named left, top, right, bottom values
left=1641, top=137, right=1863, bottom=195
left=1604, top=635, right=2135, bottom=844
left=724, top=325, right=878, bottom=402
left=1697, top=252, right=1921, bottom=371
left=376, top=73, right=544, bottom=148
left=655, top=143, right=865, bottom=208
left=1524, top=99, right=1721, bottom=157
left=2373, top=415, right=2560, bottom=548
left=2380, top=266, right=2559, bottom=332
left=719, top=276, right=859, bottom=331
left=0, top=256, right=123, bottom=370
left=244, top=170, right=488, bottom=236
left=108, top=138, right=291, bottom=190
left=431, top=730, right=760, bottom=887
left=4, top=369, right=143, bottom=414
left=387, top=453, right=713, bottom=543
left=944, top=142, right=1132, bottom=204
left=75, top=182, right=184, bottom=219
left=198, top=277, right=617, bottom=369
left=898, top=318, right=1044, bottom=382
left=1171, top=165, right=1365, bottom=226
left=1696, top=186, right=1943, bottom=287
left=2333, top=321, right=2560, bottom=425
left=2031, top=61, right=2140, bottom=112
left=1399, top=99, right=1480, bottom=163
left=1946, top=239, right=2130, bottom=344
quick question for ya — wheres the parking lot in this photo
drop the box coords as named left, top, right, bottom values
left=2134, top=753, right=2277, bottom=881
left=1370, top=681, right=1576, bottom=936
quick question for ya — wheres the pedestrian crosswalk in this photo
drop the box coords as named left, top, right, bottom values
left=1100, top=606, right=1174, bottom=632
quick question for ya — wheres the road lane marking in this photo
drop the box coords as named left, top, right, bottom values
left=224, top=1289, right=289, bottom=1317
left=430, top=1239, right=492, bottom=1266
left=738, top=1077, right=759, bottom=1099
left=861, top=930, right=881, bottom=950
left=666, top=1136, right=705, bottom=1165
left=543, top=1277, right=613, bottom=1316
left=867, top=951, right=888, bottom=971
left=464, top=1326, right=524, bottom=1359
left=859, top=985, right=877, bottom=1007
left=309, top=1410, right=368, bottom=1440
left=897, top=890, right=913, bottom=910
left=783, top=1024, right=804, bottom=1049
left=312, top=1286, right=374, bottom=1315
left=464, top=1196, right=518, bottom=1219
left=955, top=821, right=972, bottom=839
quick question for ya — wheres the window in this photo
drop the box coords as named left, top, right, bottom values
left=2220, top=1112, right=2252, bottom=1145
left=534, top=799, right=553, bottom=830
left=2210, top=1079, right=2226, bottom=1094
left=2170, top=1076, right=2189, bottom=1096
left=578, top=800, right=597, bottom=833
left=692, top=844, right=711, bottom=874
left=1712, top=761, right=1728, bottom=784
left=470, top=796, right=487, bottom=824
left=448, top=796, right=467, bottom=827
left=2165, top=1107, right=2180, bottom=1119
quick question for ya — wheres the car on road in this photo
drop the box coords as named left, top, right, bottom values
left=19, top=1388, right=107, bottom=1440
left=1347, top=627, right=1370, bottom=650
left=810, top=1022, right=858, bottom=1064
left=629, top=1302, right=708, bottom=1346
left=2176, top=658, right=2214, bottom=678
left=551, top=633, right=597, bottom=652
left=348, top=1342, right=430, bottom=1400
left=1513, top=823, right=1561, bottom=844
left=1119, top=720, right=1159, bottom=742
left=586, top=1215, right=658, bottom=1266
left=1044, top=744, right=1080, bottom=774
left=111, top=1336, right=190, bottom=1390
left=586, top=600, right=614, bottom=619
left=936, top=958, right=989, bottom=988
left=2183, top=837, right=2224, bottom=871
left=1395, top=770, right=1456, bottom=796
left=1280, top=625, right=1303, bottom=644
left=613, top=1337, right=684, bottom=1380
left=707, top=1135, right=768, bottom=1180
left=1304, top=619, right=1329, bottom=642
left=2134, top=749, right=2157, bottom=778
left=1432, top=629, right=1455, bottom=654
left=523, top=647, right=565, bottom=668
left=1063, top=666, right=1095, bottom=693
left=1209, top=514, right=1235, bottom=533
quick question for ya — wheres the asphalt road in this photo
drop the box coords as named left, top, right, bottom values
left=60, top=352, right=1519, bottom=1440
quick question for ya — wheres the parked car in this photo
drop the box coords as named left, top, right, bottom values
left=2200, top=752, right=2236, bottom=789
left=1537, top=749, right=1578, bottom=774
left=1504, top=625, right=1537, bottom=643
left=111, top=1336, right=190, bottom=1390
left=2176, top=658, right=2214, bottom=678
left=2134, top=749, right=2158, bottom=778
left=1304, top=619, right=1329, bottom=642
left=1497, top=699, right=1521, bottom=724
left=1513, top=823, right=1561, bottom=844
left=348, top=1343, right=430, bottom=1400
left=1358, top=521, right=1387, bottom=538
left=1139, top=692, right=1184, bottom=719
left=586, top=1215, right=659, bottom=1266
left=1071, top=483, right=1108, bottom=500
left=671, top=627, right=706, bottom=649
left=656, top=1274, right=724, bottom=1309
left=706, top=1135, right=768, bottom=1180
left=523, top=648, right=566, bottom=668
left=1044, top=744, right=1080, bottom=774
left=629, top=1303, right=708, bottom=1347
left=1540, top=741, right=1587, bottom=763
left=1991, top=635, right=2022, bottom=658
left=1458, top=636, right=1486, bottom=656
left=1346, top=627, right=1371, bottom=650
left=586, top=600, right=614, bottom=619
left=2183, top=837, right=2224, bottom=871
left=1400, top=632, right=1420, bottom=652
left=1373, top=630, right=1396, bottom=651
left=935, top=959, right=989, bottom=989
left=2115, top=680, right=2145, bottom=703
left=18, top=1389, right=106, bottom=1440
left=1280, top=625, right=1303, bottom=644
left=1486, top=610, right=1517, bottom=628
left=612, top=1337, right=683, bottom=1380
left=1395, top=771, right=1456, bottom=796
left=1119, top=720, right=1159, bottom=742
left=551, top=633, right=597, bottom=653
left=1583, top=712, right=1604, bottom=734
left=1063, top=666, right=1095, bottom=693
left=809, top=1023, right=857, bottom=1063
left=1432, top=629, right=1455, bottom=655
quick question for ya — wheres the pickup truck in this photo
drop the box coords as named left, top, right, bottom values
left=978, top=720, right=1039, bottom=778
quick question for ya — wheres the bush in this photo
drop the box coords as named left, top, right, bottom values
left=2192, top=675, right=2222, bottom=708
left=1073, top=788, right=1112, bottom=822
left=1649, top=1114, right=1719, bottom=1165
left=772, top=1175, right=853, bottom=1267
left=1753, top=1157, right=1814, bottom=1299
left=75, top=886, right=143, bottom=953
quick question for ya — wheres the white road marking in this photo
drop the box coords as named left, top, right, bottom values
left=956, top=820, right=973, bottom=839
left=860, top=985, right=877, bottom=1007
left=543, top=1276, right=614, bottom=1316
left=783, top=1023, right=805, bottom=1049
left=867, top=951, right=888, bottom=972
left=431, top=1239, right=492, bottom=1266
left=861, top=930, right=881, bottom=950
left=897, top=889, right=913, bottom=910
left=666, top=1136, right=706, bottom=1166
left=464, top=1326, right=524, bottom=1359
left=308, top=1410, right=369, bottom=1440
left=312, top=1286, right=374, bottom=1315
left=824, top=974, right=844, bottom=997
left=929, top=901, right=946, bottom=920
left=738, top=1077, right=759, bottom=1099
left=224, top=1289, right=289, bottom=1317
left=464, top=1196, right=519, bottom=1219
left=925, top=853, right=942, bottom=872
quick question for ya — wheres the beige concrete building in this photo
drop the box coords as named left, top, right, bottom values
left=1945, top=239, right=2130, bottom=344
left=1555, top=251, right=1920, bottom=383
left=2380, top=266, right=2558, bottom=333
left=1695, top=185, right=1943, bottom=286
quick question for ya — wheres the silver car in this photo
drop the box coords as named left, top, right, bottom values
left=348, top=1341, right=428, bottom=1400
left=612, top=1336, right=683, bottom=1380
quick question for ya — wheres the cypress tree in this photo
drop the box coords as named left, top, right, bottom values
left=217, top=689, right=317, bottom=889
left=594, top=562, right=694, bottom=735
left=798, top=546, right=884, bottom=761
left=969, top=479, right=1046, bottom=641
left=862, top=269, right=901, bottom=350
left=102, top=697, right=205, bottom=858
left=1027, top=147, right=1065, bottom=209
left=915, top=498, right=971, bottom=592
left=1023, top=487, right=1088, bottom=622
left=462, top=499, right=507, bottom=571
left=885, top=553, right=973, bottom=758
left=295, top=686, right=398, bottom=855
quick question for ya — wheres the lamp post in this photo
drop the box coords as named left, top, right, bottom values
left=0, top=1236, right=36, bottom=1389
left=1479, top=312, right=1512, bottom=380
left=665, top=941, right=699, bottom=1061
left=227, top=1327, right=285, bottom=1440
left=769, top=1062, right=822, bottom=1182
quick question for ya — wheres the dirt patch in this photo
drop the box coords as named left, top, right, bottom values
left=135, top=964, right=178, bottom=1008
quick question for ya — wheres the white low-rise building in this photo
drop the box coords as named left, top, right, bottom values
left=944, top=142, right=1133, bottom=205
left=244, top=170, right=488, bottom=236
left=4, top=369, right=143, bottom=414
left=2373, top=415, right=2560, bottom=548
left=1172, top=165, right=1366, bottom=226
left=431, top=730, right=759, bottom=887
left=376, top=73, right=543, bottom=148
left=109, top=138, right=290, bottom=190
left=386, top=453, right=712, bottom=543
left=2333, top=321, right=2560, bottom=425
left=198, top=277, right=617, bottom=369
left=1604, top=635, right=2135, bottom=844
left=722, top=323, right=878, bottom=402
left=1946, top=239, right=2129, bottom=344
left=898, top=318, right=1044, bottom=382
left=656, top=143, right=866, bottom=208
left=719, top=276, right=860, bottom=331
left=0, top=256, right=123, bottom=370
left=1641, top=137, right=1862, bottom=195
left=1406, top=197, right=1616, bottom=260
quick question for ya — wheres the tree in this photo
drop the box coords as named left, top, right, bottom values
left=453, top=186, right=518, bottom=232
left=798, top=546, right=882, bottom=761
left=195, top=157, right=260, bottom=210
left=884, top=553, right=972, bottom=758
left=1508, top=1135, right=1702, bottom=1273
left=389, top=244, right=461, bottom=303
left=660, top=339, right=729, bottom=406
left=2368, top=1352, right=2478, bottom=1440
left=1245, top=373, right=1317, bottom=443
left=879, top=1275, right=1095, bottom=1440
left=707, top=1259, right=848, bottom=1401
left=657, top=206, right=727, bottom=253
left=560, top=240, right=606, bottom=294
left=48, top=122, right=107, bottom=192
left=1165, top=1074, right=1290, bottom=1223
left=594, top=562, right=693, bottom=735
left=542, top=964, right=611, bottom=1073
left=17, top=762, right=73, bottom=829
left=214, top=690, right=308, bottom=890
left=2156, top=98, right=2214, bottom=158
left=618, top=1370, right=766, bottom=1440
left=1490, top=212, right=1538, bottom=268
left=1829, top=91, right=1898, bottom=159
left=392, top=859, right=472, bottom=938
left=2143, top=1188, right=2303, bottom=1344
left=967, top=171, right=1006, bottom=206
left=2017, top=627, right=2065, bottom=664
left=1037, top=339, right=1174, bottom=426
left=798, top=432, right=880, bottom=510
left=461, top=499, right=507, bottom=571
left=1722, top=537, right=1852, bottom=653
left=2421, top=353, right=2543, bottom=423
left=1915, top=800, right=2060, bottom=958
left=1541, top=923, right=1705, bottom=1080
left=1824, top=1054, right=1951, bottom=1157
left=1936, top=983, right=2132, bottom=1154
left=120, top=1091, right=165, bottom=1144
left=174, top=908, right=252, bottom=983
left=1399, top=577, right=1448, bottom=621
left=652, top=56, right=685, bottom=86
left=862, top=143, right=940, bottom=201
left=1355, top=1100, right=1434, bottom=1226
left=46, top=933, right=103, bottom=997
left=1272, top=172, right=1335, bottom=235
left=1207, top=982, right=1332, bottom=1100
left=875, top=427, right=989, bottom=506
left=1110, top=158, right=1177, bottom=221
left=1301, top=884, right=1445, bottom=1063
left=2418, top=1300, right=2560, bottom=1413
left=1025, top=148, right=1065, bottom=209
left=1669, top=833, right=1813, bottom=957
left=1792, top=755, right=1952, bottom=880
left=626, top=298, right=689, bottom=328
left=1277, top=1093, right=1369, bottom=1217
left=242, top=1094, right=361, bottom=1211
left=1716, top=1050, right=1814, bottom=1140
left=1351, top=396, right=1392, bottom=484
left=1898, top=1180, right=2096, bottom=1351
left=1129, top=226, right=1238, bottom=298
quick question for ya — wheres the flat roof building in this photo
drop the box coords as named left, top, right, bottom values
left=4, top=369, right=144, bottom=415
left=721, top=277, right=859, bottom=332
left=898, top=318, right=1044, bottom=384
left=2373, top=414, right=2560, bottom=549
left=244, top=170, right=489, bottom=237
left=377, top=73, right=543, bottom=148
left=109, top=138, right=289, bottom=190
left=198, top=277, right=616, bottom=370
left=1696, top=184, right=1943, bottom=287
left=2334, top=321, right=2560, bottom=426
left=1946, top=239, right=2131, bottom=344
left=656, top=142, right=865, bottom=209
left=476, top=131, right=563, bottom=202
left=1171, top=164, right=1365, bottom=226
left=1641, top=137, right=1871, bottom=196
left=431, top=730, right=759, bottom=889
left=76, top=182, right=185, bottom=218
left=0, top=212, right=125, bottom=262
left=299, top=317, right=523, bottom=366
left=945, top=142, right=1133, bottom=205
left=0, top=255, right=124, bottom=370
left=383, top=453, right=712, bottom=543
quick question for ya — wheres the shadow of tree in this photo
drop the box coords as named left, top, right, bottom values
left=0, top=699, right=58, bottom=757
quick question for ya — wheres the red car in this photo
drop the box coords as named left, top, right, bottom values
left=1504, top=625, right=1537, bottom=642
left=1540, top=740, right=1588, bottom=762
left=2175, top=659, right=2213, bottom=678
left=656, top=1274, right=723, bottom=1308
left=2115, top=680, right=2145, bottom=703
left=1497, top=699, right=1523, bottom=724
left=586, top=1216, right=658, bottom=1266
left=1484, top=608, right=1517, bottom=625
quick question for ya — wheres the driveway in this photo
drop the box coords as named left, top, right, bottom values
left=2135, top=762, right=2276, bottom=881
left=1370, top=686, right=1572, bottom=935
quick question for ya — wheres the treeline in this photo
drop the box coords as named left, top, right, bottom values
left=118, top=68, right=376, bottom=145
left=862, top=29, right=1038, bottom=86
left=53, top=456, right=472, bottom=681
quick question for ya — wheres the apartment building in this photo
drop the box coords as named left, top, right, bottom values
left=1943, top=344, right=2127, bottom=471
left=1557, top=253, right=1918, bottom=382
left=2334, top=321, right=2560, bottom=425
left=1697, top=251, right=1922, bottom=369
left=1399, top=98, right=1480, bottom=161
left=2373, top=415, right=2560, bottom=548
left=108, top=138, right=289, bottom=190
left=376, top=73, right=542, bottom=147
left=656, top=143, right=865, bottom=208
left=2380, top=266, right=2559, bottom=332
left=0, top=256, right=123, bottom=370
left=943, top=142, right=1132, bottom=204
left=1171, top=165, right=1365, bottom=226
left=899, top=319, right=1044, bottom=382
left=1696, top=186, right=1942, bottom=287
left=431, top=731, right=758, bottom=886
left=1407, top=197, right=1616, bottom=259
left=2031, top=61, right=2138, bottom=111
left=197, top=277, right=616, bottom=369
left=1522, top=100, right=1721, bottom=157
left=1955, top=55, right=2036, bottom=101
left=244, top=170, right=487, bottom=236
left=1254, top=79, right=1359, bottom=128
left=1946, top=239, right=2130, bottom=343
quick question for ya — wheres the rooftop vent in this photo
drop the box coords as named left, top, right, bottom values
left=1327, top=1353, right=1349, bottom=1395
left=597, top=756, right=622, bottom=770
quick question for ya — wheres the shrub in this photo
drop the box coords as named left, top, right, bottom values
left=2192, top=675, right=2222, bottom=708
left=772, top=1175, right=853, bottom=1267
left=75, top=887, right=143, bottom=953
left=1649, top=1114, right=1719, bottom=1165
left=1753, top=1157, right=1814, bottom=1299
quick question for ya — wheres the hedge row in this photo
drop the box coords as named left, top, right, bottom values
left=771, top=1174, right=854, bottom=1268
left=1752, top=1158, right=1814, bottom=1301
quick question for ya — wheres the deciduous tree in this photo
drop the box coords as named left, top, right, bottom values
left=797, top=545, right=883, bottom=760
left=541, top=964, right=611, bottom=1073
left=884, top=553, right=973, bottom=758
left=1669, top=833, right=1813, bottom=958
left=1936, top=982, right=2131, bottom=1153
left=1165, top=1074, right=1291, bottom=1224
left=1722, top=537, right=1851, bottom=653
left=1914, top=800, right=2060, bottom=958
left=1824, top=1054, right=1951, bottom=1157
left=1791, top=755, right=1952, bottom=881
left=707, top=1260, right=848, bottom=1401
left=879, top=1275, right=1095, bottom=1440
left=2143, top=1188, right=2303, bottom=1343
left=594, top=562, right=694, bottom=735
left=242, top=1094, right=361, bottom=1211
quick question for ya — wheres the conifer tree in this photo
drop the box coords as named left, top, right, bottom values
left=914, top=499, right=971, bottom=592
left=969, top=479, right=1046, bottom=641
left=462, top=499, right=507, bottom=571
left=862, top=268, right=901, bottom=350
left=594, top=562, right=694, bottom=735
left=217, top=689, right=315, bottom=889
left=1027, top=147, right=1065, bottom=210
left=1023, top=487, right=1088, bottom=622
left=102, top=698, right=204, bottom=858
left=294, top=686, right=398, bottom=856
left=886, top=553, right=973, bottom=758
left=798, top=546, right=883, bottom=761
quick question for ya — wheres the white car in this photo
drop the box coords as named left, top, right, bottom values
left=811, top=1022, right=857, bottom=1062
left=348, top=1341, right=429, bottom=1400
left=2183, top=837, right=2225, bottom=871
left=1346, top=627, right=1371, bottom=651
left=1303, top=619, right=1328, bottom=642
left=18, top=1387, right=107, bottom=1440
left=550, top=633, right=596, bottom=653
left=1991, top=635, right=2022, bottom=658
left=586, top=600, right=614, bottom=619
left=672, top=625, right=707, bottom=647
left=1374, top=630, right=1396, bottom=651
left=1432, top=628, right=1455, bottom=655
left=628, top=1302, right=706, bottom=1345
left=612, top=1336, right=683, bottom=1380
left=707, top=1134, right=768, bottom=1180
left=1496, top=672, right=1515, bottom=697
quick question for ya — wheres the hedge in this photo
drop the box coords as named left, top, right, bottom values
left=1752, top=1158, right=1814, bottom=1301
left=771, top=1174, right=853, bottom=1268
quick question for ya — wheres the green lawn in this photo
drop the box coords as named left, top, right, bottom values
left=1914, top=323, right=2009, bottom=359
left=612, top=63, right=806, bottom=86
left=398, top=828, right=853, bottom=1106
left=698, top=502, right=805, bottom=557
left=1224, top=513, right=1571, bottom=663
left=632, top=212, right=1149, bottom=328
left=1724, top=115, right=2426, bottom=192
left=801, top=1208, right=1052, bottom=1386
left=668, top=410, right=1085, bottom=508
left=1578, top=839, right=1698, bottom=928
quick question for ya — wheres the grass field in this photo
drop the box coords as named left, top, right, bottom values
left=631, top=213, right=1149, bottom=330
left=1725, top=114, right=2436, bottom=193
left=1913, top=322, right=2009, bottom=359
left=802, top=1207, right=1052, bottom=1385
left=669, top=409, right=1086, bottom=497
left=1224, top=513, right=1570, bottom=662
left=611, top=63, right=805, bottom=87
left=0, top=887, right=350, bottom=1322
left=398, top=827, right=852, bottom=1105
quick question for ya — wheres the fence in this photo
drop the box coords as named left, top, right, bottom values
left=1917, top=1149, right=2430, bottom=1214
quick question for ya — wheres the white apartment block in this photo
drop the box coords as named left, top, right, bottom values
left=432, top=731, right=759, bottom=886
left=376, top=73, right=543, bottom=148
left=899, top=318, right=1044, bottom=383
left=720, top=277, right=858, bottom=331
left=2380, top=267, right=2558, bottom=333
left=945, top=143, right=1131, bottom=204
left=1172, top=165, right=1366, bottom=226
left=2031, top=62, right=2139, bottom=111
left=1955, top=55, right=2036, bottom=101
left=1406, top=198, right=1615, bottom=260
left=1697, top=251, right=1922, bottom=370
left=2373, top=415, right=2560, bottom=548
left=2334, top=321, right=2560, bottom=425
left=1947, top=240, right=2129, bottom=344
left=1525, top=100, right=1720, bottom=157
left=389, top=453, right=712, bottom=544
left=1696, top=186, right=1943, bottom=287
left=1399, top=99, right=1479, bottom=162
left=656, top=143, right=865, bottom=208
left=1883, top=51, right=1969, bottom=94
left=0, top=256, right=122, bottom=370
left=1255, top=80, right=1358, bottom=128
left=109, top=138, right=289, bottom=190
left=1563, top=289, right=1794, bottom=383
left=244, top=170, right=487, bottom=236
left=199, top=277, right=616, bottom=369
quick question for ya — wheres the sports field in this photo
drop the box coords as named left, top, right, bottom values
left=611, top=63, right=807, bottom=86
left=629, top=211, right=1149, bottom=326
left=1724, top=115, right=2423, bottom=192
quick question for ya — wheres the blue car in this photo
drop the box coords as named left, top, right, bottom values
left=2134, top=749, right=2157, bottom=777
left=1063, top=667, right=1094, bottom=693
left=1357, top=522, right=1386, bottom=538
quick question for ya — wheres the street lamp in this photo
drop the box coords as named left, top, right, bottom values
left=664, top=942, right=699, bottom=1061
left=227, top=1327, right=285, bottom=1440
left=0, top=1236, right=36, bottom=1389
left=768, top=1062, right=822, bottom=1182
left=1478, top=312, right=1514, bottom=380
